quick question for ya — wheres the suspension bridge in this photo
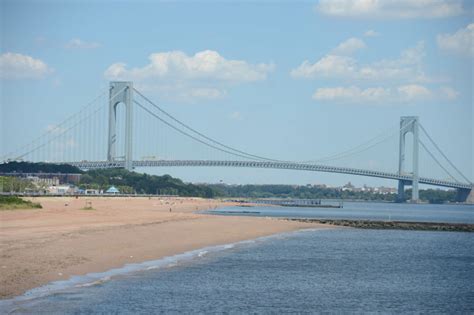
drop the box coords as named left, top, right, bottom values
left=1, top=81, right=472, bottom=203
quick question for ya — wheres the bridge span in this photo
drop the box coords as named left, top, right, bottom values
left=3, top=82, right=472, bottom=203
left=67, top=159, right=473, bottom=191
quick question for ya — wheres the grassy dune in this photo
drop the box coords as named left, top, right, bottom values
left=0, top=196, right=42, bottom=210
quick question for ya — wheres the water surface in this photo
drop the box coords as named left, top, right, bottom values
left=208, top=201, right=474, bottom=223
left=3, top=228, right=473, bottom=314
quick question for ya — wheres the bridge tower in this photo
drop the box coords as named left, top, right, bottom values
left=108, top=81, right=134, bottom=171
left=397, top=116, right=419, bottom=202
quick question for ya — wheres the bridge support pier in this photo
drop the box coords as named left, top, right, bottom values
left=398, top=116, right=419, bottom=203
left=456, top=188, right=474, bottom=204
left=108, top=81, right=134, bottom=171
left=397, top=180, right=406, bottom=202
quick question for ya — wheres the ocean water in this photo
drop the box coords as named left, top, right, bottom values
left=2, top=228, right=473, bottom=314
left=207, top=201, right=474, bottom=223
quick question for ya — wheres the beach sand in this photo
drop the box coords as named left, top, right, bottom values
left=0, top=197, right=327, bottom=299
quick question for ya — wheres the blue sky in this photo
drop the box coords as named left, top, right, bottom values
left=1, top=0, right=473, bottom=187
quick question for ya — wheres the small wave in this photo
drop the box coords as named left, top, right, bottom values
left=75, top=276, right=111, bottom=288
left=146, top=266, right=160, bottom=270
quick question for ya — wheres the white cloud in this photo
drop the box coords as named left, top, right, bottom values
left=290, top=38, right=366, bottom=78
left=134, top=83, right=227, bottom=103
left=0, top=52, right=52, bottom=79
left=332, top=37, right=366, bottom=55
left=316, top=0, right=464, bottom=19
left=65, top=38, right=101, bottom=49
left=229, top=111, right=244, bottom=121
left=105, top=50, right=274, bottom=101
left=439, top=86, right=459, bottom=100
left=188, top=88, right=225, bottom=100
left=292, top=41, right=428, bottom=83
left=294, top=32, right=459, bottom=105
left=105, top=50, right=274, bottom=82
left=437, top=23, right=474, bottom=57
left=313, top=86, right=390, bottom=103
left=291, top=54, right=356, bottom=78
left=364, top=30, right=379, bottom=37
left=312, top=84, right=458, bottom=104
left=397, top=84, right=432, bottom=100
left=104, top=63, right=127, bottom=78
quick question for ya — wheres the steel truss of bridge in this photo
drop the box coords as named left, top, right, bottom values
left=66, top=159, right=472, bottom=190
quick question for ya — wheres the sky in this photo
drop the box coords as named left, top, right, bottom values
left=1, top=0, right=473, bottom=188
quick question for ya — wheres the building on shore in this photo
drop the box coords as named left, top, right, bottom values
left=48, top=185, right=78, bottom=195
left=106, top=186, right=120, bottom=195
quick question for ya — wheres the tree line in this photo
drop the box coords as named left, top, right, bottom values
left=205, top=183, right=458, bottom=204
left=0, top=161, right=83, bottom=174
left=79, top=168, right=215, bottom=198
left=0, top=162, right=459, bottom=203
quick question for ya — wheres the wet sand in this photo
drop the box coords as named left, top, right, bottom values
left=0, top=197, right=326, bottom=299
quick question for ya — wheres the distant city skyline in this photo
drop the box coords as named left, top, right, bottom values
left=1, top=0, right=472, bottom=187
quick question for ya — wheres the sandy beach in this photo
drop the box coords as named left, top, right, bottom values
left=0, top=196, right=326, bottom=299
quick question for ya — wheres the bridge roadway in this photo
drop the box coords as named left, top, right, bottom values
left=66, top=160, right=472, bottom=190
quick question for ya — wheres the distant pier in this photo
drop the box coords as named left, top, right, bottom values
left=231, top=198, right=343, bottom=208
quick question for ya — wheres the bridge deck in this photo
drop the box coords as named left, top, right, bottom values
left=65, top=160, right=472, bottom=190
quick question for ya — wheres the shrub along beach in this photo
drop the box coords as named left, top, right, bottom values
left=0, top=195, right=42, bottom=210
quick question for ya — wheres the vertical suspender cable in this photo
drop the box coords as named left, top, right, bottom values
left=419, top=124, right=471, bottom=184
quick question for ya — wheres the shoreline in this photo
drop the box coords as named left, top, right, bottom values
left=0, top=197, right=327, bottom=299
left=1, top=228, right=318, bottom=306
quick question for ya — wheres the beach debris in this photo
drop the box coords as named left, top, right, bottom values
left=81, top=200, right=94, bottom=210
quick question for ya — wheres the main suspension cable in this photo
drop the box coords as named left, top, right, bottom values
left=6, top=86, right=127, bottom=162
left=134, top=100, right=268, bottom=161
left=419, top=124, right=471, bottom=183
left=134, top=88, right=280, bottom=162
left=301, top=122, right=411, bottom=164
left=1, top=87, right=109, bottom=162
left=419, top=139, right=458, bottom=182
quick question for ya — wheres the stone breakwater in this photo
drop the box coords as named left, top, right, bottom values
left=286, top=218, right=474, bottom=232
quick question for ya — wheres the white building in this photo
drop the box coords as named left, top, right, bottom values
left=48, top=185, right=77, bottom=195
